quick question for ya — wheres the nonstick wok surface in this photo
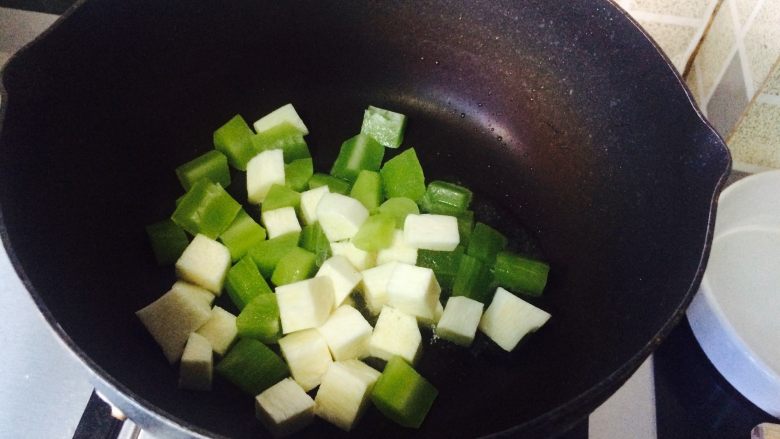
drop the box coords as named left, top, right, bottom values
left=0, top=0, right=729, bottom=437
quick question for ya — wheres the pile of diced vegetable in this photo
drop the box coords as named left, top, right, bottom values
left=139, top=104, right=552, bottom=436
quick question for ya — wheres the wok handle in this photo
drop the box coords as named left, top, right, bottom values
left=72, top=390, right=124, bottom=439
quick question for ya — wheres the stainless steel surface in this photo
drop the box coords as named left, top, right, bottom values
left=0, top=244, right=94, bottom=438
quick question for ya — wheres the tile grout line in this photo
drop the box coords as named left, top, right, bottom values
left=694, top=59, right=707, bottom=116
left=699, top=0, right=767, bottom=108
left=680, top=0, right=723, bottom=76
left=626, top=10, right=703, bottom=28
left=701, top=46, right=739, bottom=107
left=727, top=0, right=755, bottom=100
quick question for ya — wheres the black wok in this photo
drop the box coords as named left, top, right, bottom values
left=0, top=0, right=729, bottom=437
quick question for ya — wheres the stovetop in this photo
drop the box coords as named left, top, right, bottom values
left=1, top=3, right=777, bottom=438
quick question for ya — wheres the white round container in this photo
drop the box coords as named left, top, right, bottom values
left=687, top=170, right=780, bottom=417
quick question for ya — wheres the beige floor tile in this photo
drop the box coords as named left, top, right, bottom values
left=633, top=0, right=710, bottom=18
left=696, top=3, right=737, bottom=100
left=763, top=64, right=780, bottom=96
left=743, top=0, right=780, bottom=90
left=0, top=52, right=11, bottom=69
left=733, top=0, right=760, bottom=29
left=729, top=102, right=780, bottom=168
left=0, top=7, right=58, bottom=53
left=686, top=61, right=704, bottom=104
left=706, top=53, right=749, bottom=136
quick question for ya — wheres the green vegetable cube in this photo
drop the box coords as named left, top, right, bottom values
left=352, top=214, right=395, bottom=252
left=250, top=122, right=311, bottom=163
left=466, top=222, right=507, bottom=265
left=457, top=210, right=475, bottom=246
left=146, top=219, right=189, bottom=265
left=380, top=148, right=426, bottom=202
left=225, top=256, right=272, bottom=310
left=417, top=246, right=464, bottom=291
left=261, top=184, right=301, bottom=213
left=237, top=294, right=282, bottom=344
left=308, top=173, right=352, bottom=195
left=378, top=197, right=420, bottom=229
left=370, top=357, right=438, bottom=428
left=452, top=253, right=494, bottom=304
left=215, top=339, right=288, bottom=395
left=419, top=180, right=472, bottom=215
left=271, top=247, right=317, bottom=286
left=330, top=133, right=385, bottom=183
left=175, top=150, right=231, bottom=191
left=248, top=232, right=301, bottom=278
left=350, top=170, right=383, bottom=211
left=213, top=114, right=259, bottom=171
left=492, top=251, right=550, bottom=296
left=360, top=105, right=407, bottom=148
left=299, top=222, right=331, bottom=267
left=171, top=180, right=241, bottom=239
left=219, top=210, right=267, bottom=262
left=285, top=158, right=314, bottom=192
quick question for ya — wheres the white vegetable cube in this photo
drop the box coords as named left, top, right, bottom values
left=358, top=262, right=400, bottom=316
left=369, top=306, right=422, bottom=364
left=315, top=255, right=362, bottom=307
left=253, top=103, right=309, bottom=135
left=316, top=193, right=369, bottom=242
left=247, top=149, right=285, bottom=204
left=299, top=186, right=329, bottom=225
left=376, top=230, right=417, bottom=265
left=479, top=287, right=551, bottom=352
left=314, top=360, right=381, bottom=431
left=403, top=214, right=460, bottom=251
left=179, top=332, right=212, bottom=391
left=255, top=378, right=315, bottom=438
left=330, top=241, right=376, bottom=271
left=171, top=281, right=215, bottom=306
left=317, top=305, right=373, bottom=361
left=195, top=306, right=237, bottom=356
left=262, top=207, right=302, bottom=239
left=419, top=300, right=445, bottom=326
left=279, top=329, right=332, bottom=391
left=175, top=234, right=231, bottom=294
left=135, top=286, right=212, bottom=363
left=276, top=277, right=335, bottom=334
left=436, top=296, right=484, bottom=347
left=386, top=263, right=441, bottom=322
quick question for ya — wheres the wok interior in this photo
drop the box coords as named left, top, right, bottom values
left=0, top=0, right=727, bottom=437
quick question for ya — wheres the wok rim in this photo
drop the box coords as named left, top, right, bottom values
left=0, top=0, right=732, bottom=437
